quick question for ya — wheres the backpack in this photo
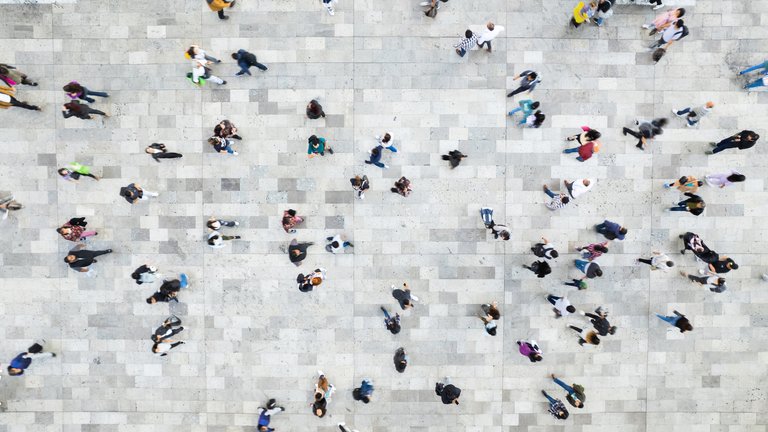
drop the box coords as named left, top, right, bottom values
left=679, top=25, right=689, bottom=39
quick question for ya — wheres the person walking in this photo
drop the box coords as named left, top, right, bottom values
left=207, top=0, right=235, bottom=20
left=64, top=244, right=112, bottom=273
left=391, top=177, right=412, bottom=197
left=581, top=307, right=616, bottom=336
left=0, top=85, right=41, bottom=111
left=649, top=19, right=688, bottom=50
left=306, top=99, right=325, bottom=119
left=568, top=325, right=600, bottom=346
left=593, top=0, right=614, bottom=26
left=656, top=310, right=693, bottom=333
left=326, top=234, right=353, bottom=254
left=392, top=283, right=418, bottom=310
left=521, top=110, right=546, bottom=128
left=315, top=371, right=336, bottom=407
left=58, top=162, right=100, bottom=182
left=550, top=374, right=586, bottom=408
left=708, top=256, right=738, bottom=274
left=673, top=101, right=714, bottom=128
left=308, top=135, right=333, bottom=157
left=207, top=216, right=239, bottom=231
left=441, top=150, right=467, bottom=168
left=576, top=241, right=608, bottom=260
left=575, top=259, right=602, bottom=279
left=704, top=170, right=745, bottom=188
left=0, top=63, right=38, bottom=87
left=435, top=378, right=461, bottom=405
left=564, top=278, right=588, bottom=290
left=322, top=0, right=338, bottom=15
left=679, top=232, right=719, bottom=263
left=563, top=178, right=593, bottom=199
left=422, top=0, right=448, bottom=18
left=479, top=302, right=500, bottom=335
left=542, top=184, right=571, bottom=210
left=57, top=217, right=97, bottom=242
left=524, top=260, right=552, bottom=278
left=208, top=136, right=239, bottom=155
left=507, top=70, right=541, bottom=97
left=740, top=60, right=768, bottom=90
left=62, top=100, right=108, bottom=119
left=350, top=175, right=370, bottom=199
left=563, top=126, right=601, bottom=161
left=296, top=269, right=327, bottom=293
left=282, top=209, right=304, bottom=233
left=375, top=133, right=398, bottom=152
left=288, top=239, right=313, bottom=266
left=145, top=143, right=183, bottom=162
left=595, top=220, right=627, bottom=240
left=311, top=389, right=328, bottom=418
left=208, top=231, right=242, bottom=248
left=364, top=145, right=390, bottom=169
left=517, top=339, right=543, bottom=362
left=668, top=192, right=705, bottom=215
left=381, top=306, right=401, bottom=334
left=152, top=338, right=185, bottom=356
left=479, top=312, right=498, bottom=336
left=151, top=316, right=184, bottom=343
left=213, top=119, right=242, bottom=140
left=454, top=29, right=478, bottom=57
left=393, top=347, right=408, bottom=373
left=188, top=51, right=226, bottom=86
left=131, top=264, right=161, bottom=285
left=480, top=207, right=511, bottom=241
left=570, top=1, right=596, bottom=28
left=257, top=399, right=285, bottom=432
left=231, top=49, right=267, bottom=75
left=476, top=21, right=504, bottom=52
left=7, top=342, right=56, bottom=376
left=542, top=390, right=569, bottom=420
left=531, top=237, right=558, bottom=260
left=120, top=183, right=158, bottom=204
left=622, top=118, right=667, bottom=150
left=507, top=99, right=539, bottom=121
left=664, top=175, right=703, bottom=193
left=145, top=275, right=189, bottom=304
left=547, top=294, right=575, bottom=318
left=637, top=251, right=674, bottom=271
left=680, top=270, right=727, bottom=293
left=642, top=8, right=685, bottom=34
left=62, top=81, right=109, bottom=103
left=353, top=379, right=374, bottom=404
left=708, top=130, right=760, bottom=154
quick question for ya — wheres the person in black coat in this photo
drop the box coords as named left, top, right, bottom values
left=62, top=100, right=108, bottom=119
left=582, top=307, right=617, bottom=336
left=145, top=143, right=183, bottom=162
left=393, top=347, right=408, bottom=373
left=435, top=378, right=461, bottom=405
left=524, top=260, right=551, bottom=278
left=709, top=130, right=759, bottom=154
left=288, top=239, right=313, bottom=266
left=231, top=49, right=268, bottom=75
left=669, top=193, right=705, bottom=215
left=441, top=150, right=468, bottom=168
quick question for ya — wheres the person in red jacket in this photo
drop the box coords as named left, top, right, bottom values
left=563, top=127, right=601, bottom=161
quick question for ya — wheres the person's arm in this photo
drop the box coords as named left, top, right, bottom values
left=673, top=310, right=683, bottom=317
left=584, top=312, right=599, bottom=320
left=78, top=267, right=89, bottom=272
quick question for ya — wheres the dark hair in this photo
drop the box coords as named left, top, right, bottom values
left=361, top=396, right=371, bottom=404
left=681, top=322, right=693, bottom=331
left=558, top=410, right=569, bottom=420
left=666, top=261, right=675, bottom=267
left=121, top=189, right=132, bottom=198
left=489, top=309, right=500, bottom=320
left=749, top=132, right=760, bottom=140
left=550, top=250, right=559, bottom=259
left=186, top=47, right=196, bottom=58
left=677, top=7, right=685, bottom=17
left=566, top=305, right=576, bottom=313
left=308, top=135, right=319, bottom=145
left=585, top=130, right=602, bottom=141
left=653, top=118, right=668, bottom=128
left=530, top=353, right=542, bottom=362
left=531, top=101, right=540, bottom=110
left=676, top=19, right=684, bottom=28
left=500, top=232, right=510, bottom=241
left=594, top=269, right=603, bottom=277
left=487, top=326, right=497, bottom=336
left=594, top=245, right=609, bottom=253
left=727, top=173, right=745, bottom=182
left=56, top=227, right=66, bottom=234
left=618, top=227, right=628, bottom=235
left=7, top=366, right=22, bottom=376
left=231, top=53, right=239, bottom=59
left=729, top=261, right=739, bottom=269
left=533, top=111, right=545, bottom=128
left=57, top=168, right=69, bottom=176
left=464, top=29, right=473, bottom=38
left=62, top=82, right=83, bottom=93
left=528, top=72, right=538, bottom=80
left=562, top=197, right=570, bottom=204
left=146, top=298, right=153, bottom=304
left=382, top=133, right=391, bottom=143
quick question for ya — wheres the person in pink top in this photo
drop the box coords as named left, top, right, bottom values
left=642, top=8, right=685, bottom=35
left=57, top=218, right=98, bottom=242
left=576, top=241, right=608, bottom=261
left=517, top=339, right=543, bottom=362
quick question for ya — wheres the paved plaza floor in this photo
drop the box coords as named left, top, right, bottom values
left=1, top=0, right=767, bottom=431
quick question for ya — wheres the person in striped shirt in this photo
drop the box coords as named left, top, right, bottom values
left=454, top=29, right=478, bottom=57
left=542, top=390, right=569, bottom=419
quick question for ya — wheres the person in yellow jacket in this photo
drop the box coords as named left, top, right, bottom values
left=207, top=0, right=235, bottom=20
left=570, top=1, right=596, bottom=28
left=0, top=86, right=40, bottom=111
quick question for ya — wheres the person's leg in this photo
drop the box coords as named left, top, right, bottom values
left=595, top=223, right=606, bottom=233
left=669, top=202, right=687, bottom=211
left=746, top=78, right=766, bottom=89
left=552, top=377, right=575, bottom=394
left=85, top=90, right=109, bottom=98
left=80, top=94, right=96, bottom=103
left=141, top=189, right=159, bottom=197
left=574, top=259, right=588, bottom=273
left=254, top=62, right=268, bottom=71
left=542, top=390, right=557, bottom=405
left=623, top=127, right=641, bottom=138
left=372, top=161, right=386, bottom=168
left=543, top=187, right=556, bottom=199
left=569, top=325, right=582, bottom=333
left=712, top=141, right=736, bottom=154
left=180, top=273, right=188, bottom=288
left=9, top=97, right=40, bottom=111
left=508, top=107, right=522, bottom=116
left=170, top=341, right=184, bottom=349
left=507, top=86, right=527, bottom=98
left=87, top=108, right=107, bottom=117
left=380, top=306, right=391, bottom=320
left=204, top=54, right=221, bottom=63
left=638, top=258, right=653, bottom=265
left=27, top=352, right=55, bottom=360
left=385, top=145, right=398, bottom=152
left=563, top=280, right=580, bottom=288
left=235, top=66, right=251, bottom=76
left=217, top=9, right=227, bottom=19
left=686, top=116, right=698, bottom=127
left=675, top=107, right=691, bottom=116
left=656, top=313, right=679, bottom=326
left=546, top=294, right=559, bottom=306
left=80, top=231, right=97, bottom=238
left=480, top=208, right=494, bottom=227
left=739, top=63, right=767, bottom=75
left=208, top=75, right=225, bottom=85
left=221, top=221, right=237, bottom=227
left=222, top=235, right=240, bottom=241
left=688, top=275, right=708, bottom=284
left=89, top=249, right=112, bottom=258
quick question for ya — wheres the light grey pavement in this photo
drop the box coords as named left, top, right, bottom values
left=0, top=0, right=767, bottom=431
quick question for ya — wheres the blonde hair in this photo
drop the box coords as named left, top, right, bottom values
left=317, top=376, right=329, bottom=392
left=311, top=277, right=322, bottom=285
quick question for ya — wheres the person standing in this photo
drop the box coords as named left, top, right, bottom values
left=0, top=85, right=40, bottom=111
left=542, top=390, right=569, bottom=420
left=576, top=241, right=608, bottom=260
left=392, top=283, right=418, bottom=310
left=6, top=342, right=56, bottom=376
left=282, top=209, right=304, bottom=233
left=350, top=175, right=370, bottom=199
left=563, top=178, right=593, bottom=199
left=656, top=310, right=693, bottom=333
left=64, top=244, right=112, bottom=273
left=550, top=374, right=586, bottom=408
left=326, top=234, right=353, bottom=254
left=151, top=316, right=184, bottom=343
left=622, top=118, right=667, bottom=150
left=563, top=278, right=588, bottom=290
left=57, top=217, right=97, bottom=242
left=673, top=101, right=714, bottom=128
left=62, top=81, right=109, bottom=103
left=207, top=216, right=239, bottom=231
left=480, top=207, right=511, bottom=241
left=288, top=239, right=313, bottom=266
left=306, top=99, right=325, bottom=119
left=547, top=294, right=576, bottom=318
left=308, top=135, right=334, bottom=157
left=257, top=399, right=285, bottom=432
left=507, top=70, right=541, bottom=97
left=575, top=259, right=602, bottom=279
left=708, top=130, right=760, bottom=154
left=563, top=127, right=601, bottom=161
left=441, top=150, right=468, bottom=168
left=454, top=29, right=478, bottom=57
left=393, top=347, right=408, bottom=373
left=568, top=325, right=600, bottom=346
left=680, top=270, right=727, bottom=293
left=0, top=63, right=38, bottom=87
left=524, top=260, right=552, bottom=278
left=570, top=1, right=596, bottom=28
left=476, top=21, right=504, bottom=52
left=637, top=251, right=674, bottom=271
left=120, top=183, right=158, bottom=204
left=704, top=170, right=745, bottom=188
left=668, top=192, right=705, bottom=215
left=531, top=237, right=558, bottom=260
left=145, top=143, right=183, bottom=162
left=364, top=145, right=390, bottom=169
left=58, top=162, right=100, bottom=182
left=391, top=177, right=412, bottom=197
left=435, top=378, right=461, bottom=405
left=595, top=220, right=627, bottom=241
left=381, top=306, right=401, bottom=334
left=62, top=100, right=108, bottom=119
left=542, top=184, right=571, bottom=210
left=207, top=0, right=235, bottom=20
left=517, top=339, right=543, bottom=362
left=664, top=175, right=703, bottom=193
left=231, top=49, right=268, bottom=75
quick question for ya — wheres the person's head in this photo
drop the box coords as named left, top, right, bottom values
left=527, top=72, right=538, bottom=82
left=286, top=209, right=297, bottom=217
left=557, top=409, right=569, bottom=419
left=318, top=375, right=329, bottom=391
left=574, top=399, right=583, bottom=408
left=258, top=427, right=268, bottom=432
left=531, top=101, right=540, bottom=110
left=207, top=137, right=219, bottom=146
left=146, top=296, right=156, bottom=304
left=727, top=260, right=739, bottom=270
left=489, top=307, right=500, bottom=320
left=230, top=52, right=239, bottom=60
left=308, top=135, right=319, bottom=146
left=618, top=227, right=628, bottom=235
left=64, top=255, right=75, bottom=263
left=608, top=326, right=618, bottom=335
left=595, top=269, right=603, bottom=277
left=594, top=244, right=608, bottom=253
left=665, top=261, right=675, bottom=268
left=727, top=173, right=746, bottom=183
left=675, top=19, right=684, bottom=28
left=311, top=276, right=322, bottom=285
left=654, top=118, right=668, bottom=128
left=382, top=133, right=391, bottom=143
left=62, top=82, right=82, bottom=93
left=464, top=29, right=473, bottom=38
left=58, top=168, right=70, bottom=178
left=561, top=197, right=570, bottom=205
left=585, top=129, right=602, bottom=141
left=186, top=46, right=198, bottom=57
left=486, top=325, right=497, bottom=336
left=747, top=132, right=760, bottom=141
left=533, top=111, right=545, bottom=128
left=550, top=250, right=559, bottom=259
left=530, top=353, right=543, bottom=362
left=500, top=231, right=510, bottom=241
left=705, top=100, right=714, bottom=109
left=681, top=322, right=693, bottom=332
left=676, top=7, right=685, bottom=17
left=361, top=395, right=371, bottom=404
left=566, top=305, right=576, bottom=314
left=207, top=219, right=221, bottom=230
left=486, top=21, right=495, bottom=31
left=57, top=227, right=71, bottom=236
left=7, top=366, right=23, bottom=376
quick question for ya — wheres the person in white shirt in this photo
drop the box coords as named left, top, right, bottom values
left=649, top=19, right=686, bottom=49
left=207, top=231, right=241, bottom=248
left=547, top=294, right=576, bottom=318
left=476, top=21, right=504, bottom=53
left=563, top=178, right=594, bottom=199
left=637, top=251, right=674, bottom=271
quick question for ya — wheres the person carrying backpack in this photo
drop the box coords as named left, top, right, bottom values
left=650, top=19, right=688, bottom=50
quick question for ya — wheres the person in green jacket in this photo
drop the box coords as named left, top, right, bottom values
left=508, top=99, right=540, bottom=124
left=308, top=135, right=334, bottom=158
left=58, top=162, right=100, bottom=182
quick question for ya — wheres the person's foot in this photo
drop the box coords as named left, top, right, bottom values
left=487, top=47, right=492, bottom=53
left=289, top=229, right=297, bottom=233
left=234, top=236, right=241, bottom=239
left=234, top=221, right=240, bottom=226
left=542, top=185, right=549, bottom=191
left=31, top=82, right=38, bottom=86
left=179, top=341, right=185, bottom=344
left=642, top=24, right=651, bottom=29
left=705, top=151, right=714, bottom=155
left=219, top=15, right=229, bottom=20
left=106, top=249, right=113, bottom=253
left=686, top=122, right=695, bottom=128
left=51, top=353, right=57, bottom=357
left=550, top=373, right=555, bottom=379
left=221, top=81, right=227, bottom=85
left=673, top=108, right=684, bottom=117
left=383, top=165, right=389, bottom=169
left=327, top=148, right=334, bottom=154
left=653, top=3, right=664, bottom=10
left=232, top=151, right=239, bottom=156
left=709, top=142, right=717, bottom=147
left=95, top=232, right=98, bottom=235
left=679, top=270, right=688, bottom=277
left=636, top=143, right=644, bottom=150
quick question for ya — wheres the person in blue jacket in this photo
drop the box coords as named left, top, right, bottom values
left=257, top=398, right=285, bottom=431
left=231, top=49, right=268, bottom=76
left=7, top=343, right=56, bottom=376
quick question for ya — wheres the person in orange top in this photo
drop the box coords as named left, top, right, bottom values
left=664, top=175, right=703, bottom=193
left=207, top=0, right=235, bottom=20
left=0, top=86, right=40, bottom=111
